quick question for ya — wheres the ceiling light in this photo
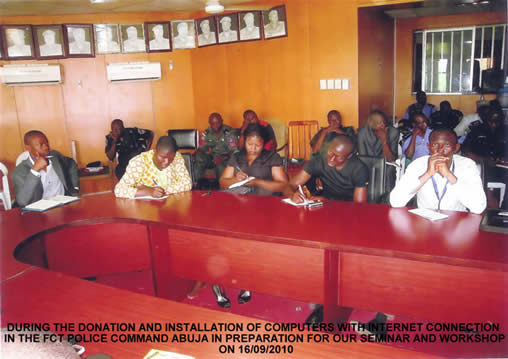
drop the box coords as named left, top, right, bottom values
left=205, top=2, right=224, bottom=14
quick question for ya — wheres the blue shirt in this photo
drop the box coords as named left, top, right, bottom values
left=402, top=103, right=437, bottom=120
left=402, top=127, right=432, bottom=160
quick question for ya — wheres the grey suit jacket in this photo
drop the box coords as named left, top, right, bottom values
left=11, top=150, right=79, bottom=207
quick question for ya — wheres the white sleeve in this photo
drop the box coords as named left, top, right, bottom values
left=449, top=160, right=486, bottom=214
left=390, top=160, right=426, bottom=208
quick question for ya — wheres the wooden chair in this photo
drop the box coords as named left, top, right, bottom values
left=288, top=121, right=319, bottom=161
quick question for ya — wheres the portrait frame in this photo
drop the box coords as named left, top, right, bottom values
left=171, top=20, right=196, bottom=50
left=196, top=16, right=218, bottom=48
left=120, top=24, right=147, bottom=54
left=217, top=13, right=240, bottom=45
left=33, top=24, right=66, bottom=60
left=262, top=5, right=288, bottom=40
left=0, top=29, right=4, bottom=60
left=1, top=24, right=35, bottom=61
left=144, top=22, right=172, bottom=53
left=63, top=24, right=95, bottom=58
left=94, top=24, right=121, bottom=55
left=238, top=11, right=262, bottom=42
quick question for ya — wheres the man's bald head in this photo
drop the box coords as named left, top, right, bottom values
left=24, top=130, right=47, bottom=145
left=326, top=135, right=354, bottom=169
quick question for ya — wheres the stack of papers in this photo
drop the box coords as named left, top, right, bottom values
left=408, top=208, right=449, bottom=221
left=23, top=196, right=80, bottom=212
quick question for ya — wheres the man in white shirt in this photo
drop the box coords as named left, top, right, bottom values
left=390, top=128, right=486, bottom=214
left=454, top=105, right=489, bottom=137
left=11, top=131, right=79, bottom=207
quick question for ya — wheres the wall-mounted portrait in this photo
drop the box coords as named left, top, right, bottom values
left=0, top=32, right=4, bottom=60
left=217, top=14, right=239, bottom=44
left=263, top=5, right=288, bottom=39
left=33, top=25, right=65, bottom=59
left=94, top=24, right=121, bottom=54
left=171, top=20, right=196, bottom=50
left=120, top=24, right=146, bottom=53
left=239, top=11, right=262, bottom=42
left=196, top=17, right=217, bottom=48
left=2, top=25, right=35, bottom=60
left=145, top=22, right=171, bottom=52
left=64, top=24, right=94, bottom=57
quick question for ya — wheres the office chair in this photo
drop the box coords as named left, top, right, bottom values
left=167, top=129, right=199, bottom=150
left=0, top=162, right=12, bottom=210
left=358, top=155, right=388, bottom=204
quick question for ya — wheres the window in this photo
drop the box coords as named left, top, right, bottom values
left=412, top=24, right=506, bottom=94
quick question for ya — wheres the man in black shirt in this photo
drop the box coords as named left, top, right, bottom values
left=430, top=101, right=463, bottom=129
left=285, top=135, right=369, bottom=202
left=105, top=119, right=154, bottom=180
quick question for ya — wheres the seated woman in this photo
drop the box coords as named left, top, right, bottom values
left=220, top=123, right=288, bottom=196
left=212, top=124, right=288, bottom=308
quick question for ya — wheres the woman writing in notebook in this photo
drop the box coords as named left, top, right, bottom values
left=219, top=124, right=288, bottom=196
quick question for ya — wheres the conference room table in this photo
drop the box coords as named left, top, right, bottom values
left=1, top=191, right=507, bottom=358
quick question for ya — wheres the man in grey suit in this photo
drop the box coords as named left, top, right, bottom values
left=12, top=130, right=79, bottom=207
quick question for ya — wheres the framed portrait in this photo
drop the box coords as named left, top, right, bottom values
left=196, top=16, right=217, bottom=48
left=145, top=22, right=172, bottom=52
left=217, top=14, right=239, bottom=44
left=63, top=24, right=94, bottom=58
left=33, top=25, right=65, bottom=59
left=0, top=31, right=4, bottom=60
left=94, top=24, right=121, bottom=54
left=262, top=5, right=288, bottom=40
left=171, top=20, right=196, bottom=50
left=120, top=24, right=146, bottom=53
left=239, top=11, right=262, bottom=42
left=1, top=25, right=35, bottom=60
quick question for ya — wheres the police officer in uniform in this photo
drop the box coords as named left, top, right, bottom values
left=194, top=113, right=238, bottom=184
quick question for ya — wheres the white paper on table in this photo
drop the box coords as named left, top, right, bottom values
left=229, top=177, right=255, bottom=189
left=408, top=208, right=449, bottom=221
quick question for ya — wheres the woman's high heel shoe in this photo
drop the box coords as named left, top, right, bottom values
left=212, top=285, right=231, bottom=309
left=238, top=290, right=251, bottom=304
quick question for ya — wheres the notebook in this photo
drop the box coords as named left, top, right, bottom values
left=23, top=195, right=80, bottom=212
left=408, top=208, right=449, bottom=221
left=229, top=176, right=255, bottom=189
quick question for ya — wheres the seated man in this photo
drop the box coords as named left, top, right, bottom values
left=285, top=135, right=369, bottom=203
left=390, top=128, right=486, bottom=214
left=114, top=136, right=192, bottom=198
left=310, top=110, right=355, bottom=154
left=105, top=119, right=154, bottom=180
left=12, top=130, right=79, bottom=207
left=454, top=105, right=488, bottom=138
left=237, top=109, right=277, bottom=152
left=402, top=90, right=437, bottom=121
left=402, top=112, right=432, bottom=161
left=194, top=113, right=238, bottom=183
left=357, top=110, right=399, bottom=162
left=430, top=100, right=463, bottom=130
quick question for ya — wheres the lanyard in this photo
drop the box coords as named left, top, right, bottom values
left=431, top=161, right=455, bottom=211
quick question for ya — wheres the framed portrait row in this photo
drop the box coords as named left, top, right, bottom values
left=0, top=5, right=287, bottom=61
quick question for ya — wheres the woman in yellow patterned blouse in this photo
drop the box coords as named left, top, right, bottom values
left=114, top=136, right=192, bottom=198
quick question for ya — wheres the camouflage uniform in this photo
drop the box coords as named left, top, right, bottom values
left=194, top=125, right=238, bottom=181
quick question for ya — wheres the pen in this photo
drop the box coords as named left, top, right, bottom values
left=235, top=166, right=242, bottom=172
left=201, top=191, right=212, bottom=197
left=152, top=179, right=159, bottom=186
left=298, top=185, right=305, bottom=197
